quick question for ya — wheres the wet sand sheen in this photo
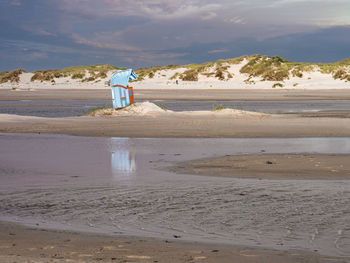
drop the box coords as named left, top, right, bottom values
left=172, top=154, right=350, bottom=179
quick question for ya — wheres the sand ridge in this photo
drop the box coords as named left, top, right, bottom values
left=90, top=101, right=267, bottom=118
left=171, top=154, right=350, bottom=180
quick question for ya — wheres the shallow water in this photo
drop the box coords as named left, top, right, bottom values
left=0, top=133, right=350, bottom=257
left=1, top=99, right=350, bottom=117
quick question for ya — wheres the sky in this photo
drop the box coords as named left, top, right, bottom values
left=1, top=0, right=350, bottom=71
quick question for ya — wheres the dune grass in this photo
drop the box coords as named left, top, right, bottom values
left=3, top=55, right=350, bottom=85
left=135, top=65, right=180, bottom=81
left=86, top=106, right=114, bottom=116
left=239, top=55, right=350, bottom=81
left=169, top=56, right=246, bottom=82
left=31, top=64, right=122, bottom=82
left=212, top=104, right=226, bottom=111
left=0, top=69, right=26, bottom=84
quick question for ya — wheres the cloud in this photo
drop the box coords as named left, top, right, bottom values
left=208, top=49, right=228, bottom=54
left=70, top=33, right=140, bottom=52
left=10, top=0, right=21, bottom=6
left=1, top=0, right=350, bottom=71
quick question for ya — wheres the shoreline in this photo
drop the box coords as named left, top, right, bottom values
left=0, top=221, right=345, bottom=263
left=2, top=88, right=350, bottom=101
left=1, top=113, right=350, bottom=138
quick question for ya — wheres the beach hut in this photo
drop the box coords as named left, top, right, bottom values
left=109, top=69, right=138, bottom=109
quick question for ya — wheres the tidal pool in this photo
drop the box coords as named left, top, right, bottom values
left=0, top=133, right=349, bottom=257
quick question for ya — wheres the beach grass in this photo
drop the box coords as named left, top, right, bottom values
left=0, top=69, right=26, bottom=83
left=2, top=55, right=350, bottom=84
left=212, top=104, right=226, bottom=111
left=86, top=106, right=114, bottom=116
left=31, top=64, right=122, bottom=82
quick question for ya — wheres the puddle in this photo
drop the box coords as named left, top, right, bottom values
left=0, top=133, right=350, bottom=257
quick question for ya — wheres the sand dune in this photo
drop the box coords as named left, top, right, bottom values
left=1, top=55, right=350, bottom=90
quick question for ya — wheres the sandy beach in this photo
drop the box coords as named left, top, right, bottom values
left=0, top=88, right=350, bottom=137
left=2, top=221, right=342, bottom=263
left=2, top=110, right=350, bottom=137
left=2, top=2, right=350, bottom=260
left=172, top=154, right=350, bottom=180
left=1, top=88, right=350, bottom=262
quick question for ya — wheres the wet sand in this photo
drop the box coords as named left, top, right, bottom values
left=172, top=154, right=350, bottom=179
left=1, top=113, right=350, bottom=137
left=1, top=89, right=350, bottom=262
left=1, top=88, right=350, bottom=137
left=0, top=222, right=345, bottom=263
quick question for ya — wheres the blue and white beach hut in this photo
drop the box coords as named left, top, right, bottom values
left=110, top=69, right=138, bottom=109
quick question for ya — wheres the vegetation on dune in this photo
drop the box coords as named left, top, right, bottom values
left=338, top=58, right=350, bottom=64
left=86, top=106, right=114, bottom=116
left=212, top=104, right=226, bottom=111
left=3, top=55, right=350, bottom=85
left=31, top=64, right=121, bottom=82
left=333, top=68, right=350, bottom=81
left=240, top=55, right=290, bottom=81
left=134, top=65, right=180, bottom=81
left=239, top=55, right=350, bottom=82
left=272, top=82, right=284, bottom=88
left=0, top=69, right=26, bottom=84
left=170, top=56, right=245, bottom=82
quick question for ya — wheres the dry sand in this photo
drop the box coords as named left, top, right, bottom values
left=171, top=154, right=350, bottom=180
left=0, top=221, right=344, bottom=263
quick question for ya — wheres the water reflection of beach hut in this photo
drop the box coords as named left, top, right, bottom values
left=109, top=69, right=138, bottom=109
left=111, top=150, right=136, bottom=176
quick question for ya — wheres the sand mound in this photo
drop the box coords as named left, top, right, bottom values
left=90, top=102, right=267, bottom=118
left=213, top=108, right=266, bottom=117
left=91, top=102, right=170, bottom=116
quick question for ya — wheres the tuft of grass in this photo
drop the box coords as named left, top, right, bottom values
left=332, top=68, right=350, bottom=81
left=0, top=69, right=26, bottom=83
left=82, top=77, right=96, bottom=82
left=212, top=104, right=226, bottom=111
left=180, top=69, right=199, bottom=81
left=240, top=55, right=290, bottom=81
left=272, top=82, right=284, bottom=88
left=135, top=65, right=179, bottom=81
left=72, top=73, right=85, bottom=79
left=154, top=103, right=167, bottom=111
left=244, top=77, right=255, bottom=85
left=338, top=58, right=350, bottom=63
left=291, top=69, right=303, bottom=78
left=86, top=106, right=113, bottom=116
left=170, top=72, right=180, bottom=80
left=215, top=65, right=230, bottom=80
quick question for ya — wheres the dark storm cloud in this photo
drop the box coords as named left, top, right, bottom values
left=0, top=0, right=349, bottom=71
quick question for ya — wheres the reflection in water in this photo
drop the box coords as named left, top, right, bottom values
left=110, top=138, right=136, bottom=176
